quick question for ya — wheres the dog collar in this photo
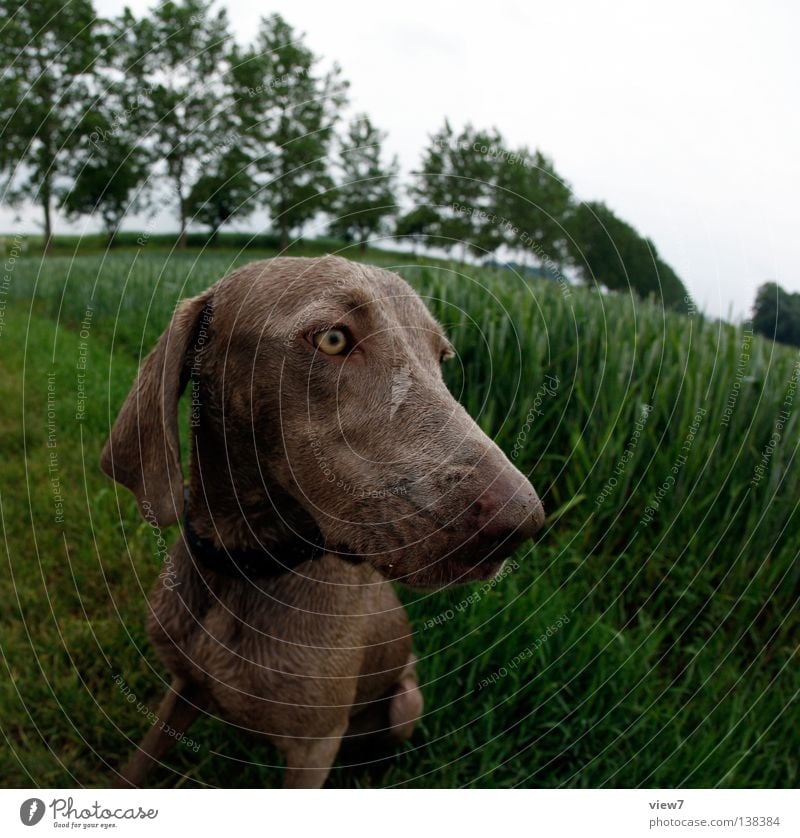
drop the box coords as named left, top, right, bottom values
left=182, top=515, right=324, bottom=579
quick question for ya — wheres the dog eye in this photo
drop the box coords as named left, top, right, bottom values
left=312, top=328, right=350, bottom=355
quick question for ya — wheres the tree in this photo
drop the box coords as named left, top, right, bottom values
left=329, top=115, right=398, bottom=252
left=395, top=205, right=439, bottom=255
left=118, top=0, right=235, bottom=248
left=752, top=282, right=800, bottom=347
left=566, top=201, right=689, bottom=310
left=231, top=14, right=347, bottom=249
left=185, top=147, right=258, bottom=243
left=58, top=72, right=152, bottom=245
left=495, top=146, right=573, bottom=266
left=60, top=132, right=148, bottom=245
left=0, top=0, right=105, bottom=252
left=400, top=121, right=505, bottom=260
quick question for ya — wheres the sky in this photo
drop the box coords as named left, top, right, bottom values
left=6, top=0, right=799, bottom=321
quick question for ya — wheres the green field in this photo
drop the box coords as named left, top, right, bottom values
left=0, top=244, right=797, bottom=787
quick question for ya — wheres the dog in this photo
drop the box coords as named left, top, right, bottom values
left=102, top=255, right=545, bottom=788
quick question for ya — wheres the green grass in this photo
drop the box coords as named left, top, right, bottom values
left=0, top=248, right=797, bottom=787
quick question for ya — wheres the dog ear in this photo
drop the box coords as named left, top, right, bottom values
left=101, top=291, right=213, bottom=528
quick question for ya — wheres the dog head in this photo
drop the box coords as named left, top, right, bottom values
left=102, top=256, right=545, bottom=587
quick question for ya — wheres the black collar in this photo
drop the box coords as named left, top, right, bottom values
left=182, top=515, right=324, bottom=579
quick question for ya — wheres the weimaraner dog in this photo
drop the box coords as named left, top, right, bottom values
left=103, top=255, right=544, bottom=788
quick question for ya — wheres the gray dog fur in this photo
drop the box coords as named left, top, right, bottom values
left=102, top=256, right=544, bottom=788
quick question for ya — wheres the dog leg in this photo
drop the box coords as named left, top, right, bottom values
left=342, top=653, right=424, bottom=754
left=114, top=678, right=203, bottom=788
left=387, top=654, right=423, bottom=743
left=282, top=723, right=347, bottom=789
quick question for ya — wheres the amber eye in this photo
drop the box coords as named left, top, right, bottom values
left=312, top=328, right=349, bottom=355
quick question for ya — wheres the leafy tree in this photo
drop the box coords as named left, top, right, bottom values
left=566, top=201, right=689, bottom=310
left=59, top=68, right=153, bottom=246
left=401, top=121, right=505, bottom=260
left=186, top=148, right=258, bottom=243
left=60, top=132, right=148, bottom=245
left=231, top=14, right=347, bottom=249
left=0, top=0, right=105, bottom=252
left=395, top=205, right=439, bottom=255
left=495, top=146, right=573, bottom=266
left=752, top=282, right=800, bottom=347
left=329, top=115, right=398, bottom=252
left=117, top=0, right=235, bottom=248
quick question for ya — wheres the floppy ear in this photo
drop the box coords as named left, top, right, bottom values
left=101, top=291, right=213, bottom=528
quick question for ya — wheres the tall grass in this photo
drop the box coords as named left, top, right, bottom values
left=0, top=250, right=797, bottom=787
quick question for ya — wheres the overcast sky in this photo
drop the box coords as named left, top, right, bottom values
left=6, top=0, right=799, bottom=320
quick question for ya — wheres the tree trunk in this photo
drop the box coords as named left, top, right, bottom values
left=359, top=238, right=367, bottom=254
left=280, top=224, right=289, bottom=251
left=178, top=202, right=188, bottom=249
left=174, top=163, right=188, bottom=249
left=42, top=191, right=53, bottom=255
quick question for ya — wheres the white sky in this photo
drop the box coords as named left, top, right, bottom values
left=6, top=0, right=799, bottom=321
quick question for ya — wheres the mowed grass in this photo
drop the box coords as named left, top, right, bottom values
left=0, top=247, right=797, bottom=788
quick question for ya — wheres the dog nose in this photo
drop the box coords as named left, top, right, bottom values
left=473, top=471, right=545, bottom=542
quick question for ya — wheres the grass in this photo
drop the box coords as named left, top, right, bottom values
left=0, top=245, right=797, bottom=787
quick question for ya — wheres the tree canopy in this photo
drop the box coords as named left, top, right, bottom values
left=329, top=115, right=398, bottom=252
left=566, top=201, right=690, bottom=311
left=0, top=0, right=106, bottom=251
left=117, top=0, right=235, bottom=247
left=1, top=0, right=695, bottom=314
left=752, top=282, right=800, bottom=347
left=232, top=13, right=347, bottom=249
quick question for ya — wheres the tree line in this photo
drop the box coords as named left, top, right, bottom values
left=1, top=0, right=691, bottom=309
left=752, top=283, right=800, bottom=348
